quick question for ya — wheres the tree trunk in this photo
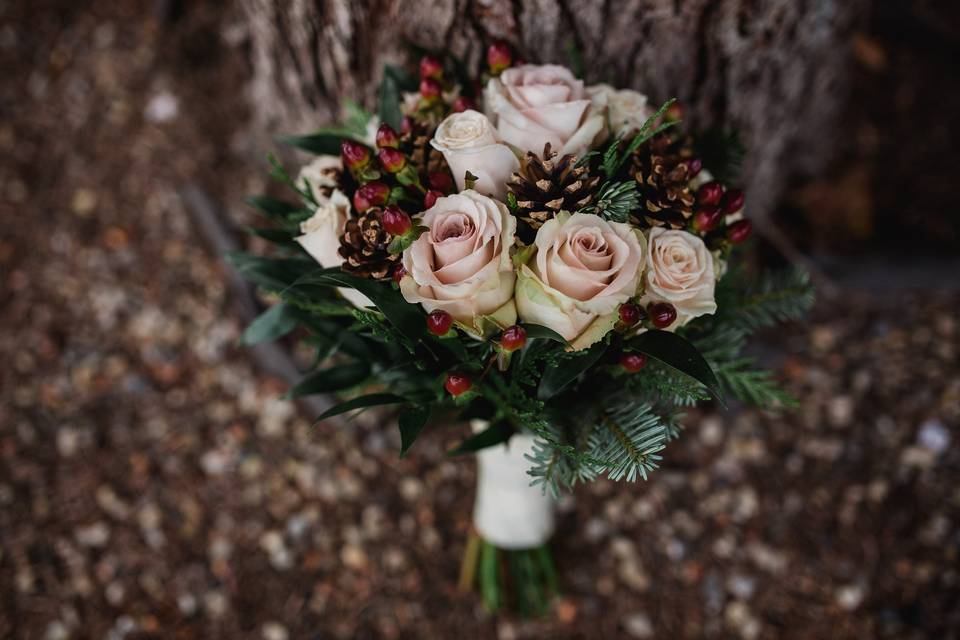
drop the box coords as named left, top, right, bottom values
left=240, top=0, right=864, bottom=220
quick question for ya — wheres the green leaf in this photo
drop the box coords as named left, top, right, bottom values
left=537, top=342, right=607, bottom=400
left=241, top=303, right=300, bottom=345
left=314, top=392, right=407, bottom=423
left=312, top=272, right=425, bottom=342
left=383, top=64, right=418, bottom=92
left=398, top=405, right=430, bottom=456
left=277, top=131, right=346, bottom=155
left=631, top=330, right=725, bottom=405
left=245, top=195, right=302, bottom=221
left=522, top=324, right=570, bottom=345
left=448, top=421, right=513, bottom=456
left=227, top=253, right=319, bottom=291
left=378, top=66, right=403, bottom=130
left=245, top=227, right=297, bottom=244
left=286, top=361, right=371, bottom=398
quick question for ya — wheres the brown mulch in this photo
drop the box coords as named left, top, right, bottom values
left=1, top=2, right=958, bottom=639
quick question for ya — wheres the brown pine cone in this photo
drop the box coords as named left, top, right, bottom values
left=507, top=143, right=599, bottom=230
left=338, top=208, right=399, bottom=280
left=631, top=133, right=697, bottom=229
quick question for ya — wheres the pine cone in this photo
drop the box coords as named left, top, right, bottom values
left=338, top=208, right=399, bottom=280
left=508, top=143, right=599, bottom=230
left=401, top=120, right=448, bottom=181
left=631, top=133, right=697, bottom=229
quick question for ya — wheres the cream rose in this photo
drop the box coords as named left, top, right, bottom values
left=587, top=84, right=653, bottom=136
left=295, top=157, right=371, bottom=308
left=400, top=190, right=517, bottom=331
left=642, top=227, right=717, bottom=327
left=484, top=64, right=606, bottom=158
left=515, top=212, right=645, bottom=349
left=430, top=110, right=519, bottom=200
left=296, top=155, right=342, bottom=205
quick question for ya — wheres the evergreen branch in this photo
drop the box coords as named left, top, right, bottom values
left=729, top=269, right=814, bottom=331
left=588, top=401, right=666, bottom=482
left=580, top=181, right=639, bottom=222
left=715, top=358, right=797, bottom=409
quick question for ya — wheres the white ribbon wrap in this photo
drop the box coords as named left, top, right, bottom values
left=471, top=420, right=556, bottom=549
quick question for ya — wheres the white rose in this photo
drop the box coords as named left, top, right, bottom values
left=430, top=110, right=519, bottom=200
left=400, top=190, right=517, bottom=332
left=296, top=155, right=343, bottom=205
left=587, top=84, right=653, bottom=136
left=515, top=212, right=646, bottom=350
left=483, top=64, right=606, bottom=158
left=641, top=227, right=717, bottom=327
left=296, top=188, right=372, bottom=308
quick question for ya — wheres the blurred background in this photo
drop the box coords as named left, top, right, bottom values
left=1, top=1, right=958, bottom=638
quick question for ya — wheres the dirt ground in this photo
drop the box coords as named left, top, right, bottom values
left=1, top=2, right=958, bottom=639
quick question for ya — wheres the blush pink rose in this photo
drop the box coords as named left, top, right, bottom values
left=484, top=64, right=606, bottom=158
left=515, top=212, right=645, bottom=348
left=430, top=110, right=519, bottom=200
left=400, top=190, right=517, bottom=331
left=641, top=227, right=717, bottom=327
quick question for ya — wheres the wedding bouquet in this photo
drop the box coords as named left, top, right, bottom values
left=233, top=42, right=813, bottom=615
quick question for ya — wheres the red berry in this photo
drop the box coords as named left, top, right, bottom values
left=392, top=264, right=407, bottom=284
left=451, top=96, right=475, bottom=113
left=428, top=171, right=453, bottom=192
left=419, top=55, right=443, bottom=80
left=375, top=123, right=399, bottom=148
left=426, top=309, right=453, bottom=336
left=377, top=147, right=406, bottom=173
left=401, top=116, right=414, bottom=135
left=354, top=182, right=389, bottom=212
left=500, top=325, right=526, bottom=352
left=720, top=188, right=745, bottom=214
left=340, top=139, right=370, bottom=170
left=618, top=303, right=643, bottom=326
left=619, top=353, right=647, bottom=373
left=685, top=157, right=702, bottom=177
left=694, top=205, right=723, bottom=232
left=444, top=372, right=472, bottom=397
left=424, top=189, right=443, bottom=209
left=381, top=205, right=412, bottom=236
left=419, top=77, right=441, bottom=101
left=665, top=102, right=684, bottom=122
left=696, top=181, right=723, bottom=207
left=487, top=41, right=512, bottom=74
left=727, top=219, right=752, bottom=244
left=648, top=302, right=677, bottom=329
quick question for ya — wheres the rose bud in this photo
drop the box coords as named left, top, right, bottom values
left=619, top=353, right=647, bottom=373
left=693, top=205, right=723, bottom=232
left=648, top=302, right=678, bottom=329
left=428, top=171, right=453, bottom=193
left=423, top=189, right=443, bottom=209
left=444, top=372, right=472, bottom=397
left=720, top=188, right=745, bottom=215
left=377, top=147, right=407, bottom=173
left=487, top=41, right=512, bottom=74
left=685, top=157, right=702, bottom=177
left=381, top=205, right=412, bottom=236
left=727, top=219, right=753, bottom=244
left=696, top=181, right=724, bottom=207
left=618, top=303, right=643, bottom=326
left=341, top=139, right=370, bottom=171
left=392, top=263, right=407, bottom=284
left=353, top=181, right=389, bottom=212
left=500, top=325, right=526, bottom=352
left=375, top=123, right=400, bottom=148
left=427, top=309, right=453, bottom=336
left=419, top=55, right=443, bottom=80
left=419, top=77, right=441, bottom=102
left=401, top=116, right=414, bottom=136
left=452, top=96, right=475, bottom=113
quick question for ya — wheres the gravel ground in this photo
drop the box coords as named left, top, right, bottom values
left=2, top=2, right=958, bottom=639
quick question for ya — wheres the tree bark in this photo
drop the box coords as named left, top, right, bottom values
left=240, top=0, right=864, bottom=220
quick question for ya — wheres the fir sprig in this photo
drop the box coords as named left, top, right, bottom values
left=580, top=181, right=639, bottom=222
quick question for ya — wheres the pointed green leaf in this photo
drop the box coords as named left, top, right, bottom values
left=286, top=361, right=371, bottom=398
left=632, top=330, right=725, bottom=405
left=311, top=272, right=425, bottom=342
left=241, top=303, right=300, bottom=345
left=522, top=324, right=570, bottom=345
left=277, top=131, right=347, bottom=155
left=537, top=342, right=607, bottom=400
left=244, top=195, right=303, bottom=222
left=398, top=405, right=430, bottom=457
left=378, top=66, right=403, bottom=130
left=314, top=393, right=407, bottom=423
left=448, top=421, right=513, bottom=456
